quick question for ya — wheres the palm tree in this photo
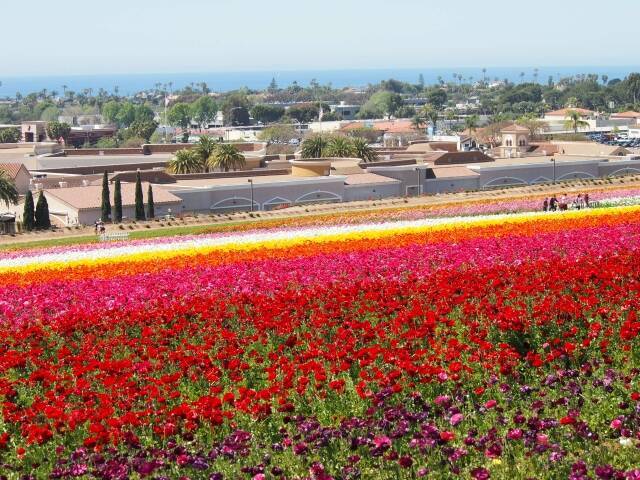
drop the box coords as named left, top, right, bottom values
left=168, top=149, right=205, bottom=174
left=464, top=115, right=479, bottom=136
left=351, top=137, right=378, bottom=163
left=422, top=105, right=439, bottom=135
left=194, top=135, right=218, bottom=167
left=0, top=171, right=18, bottom=208
left=564, top=110, right=589, bottom=133
left=411, top=115, right=425, bottom=133
left=325, top=136, right=355, bottom=158
left=209, top=144, right=246, bottom=172
left=301, top=135, right=328, bottom=158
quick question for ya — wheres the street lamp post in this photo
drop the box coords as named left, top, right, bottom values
left=415, top=167, right=422, bottom=196
left=248, top=178, right=254, bottom=212
left=550, top=158, right=556, bottom=183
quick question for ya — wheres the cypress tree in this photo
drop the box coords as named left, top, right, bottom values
left=34, top=191, right=51, bottom=230
left=147, top=184, right=155, bottom=219
left=101, top=171, right=111, bottom=222
left=134, top=171, right=145, bottom=221
left=113, top=179, right=123, bottom=223
left=22, top=190, right=35, bottom=231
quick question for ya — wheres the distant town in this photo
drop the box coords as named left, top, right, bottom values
left=0, top=71, right=640, bottom=234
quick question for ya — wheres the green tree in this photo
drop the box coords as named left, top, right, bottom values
left=209, top=144, right=246, bottom=172
left=325, top=136, right=355, bottom=158
left=193, top=135, right=218, bottom=165
left=427, top=89, right=448, bottom=109
left=167, top=103, right=193, bottom=142
left=625, top=73, right=640, bottom=105
left=22, top=190, right=35, bottom=231
left=422, top=105, right=439, bottom=134
left=464, top=115, right=480, bottom=135
left=411, top=115, right=426, bottom=133
left=358, top=91, right=403, bottom=119
left=168, top=149, right=205, bottom=174
left=134, top=171, right=145, bottom=221
left=301, top=135, right=328, bottom=158
left=147, top=184, right=155, bottom=219
left=516, top=115, right=548, bottom=139
left=113, top=179, right=123, bottom=223
left=0, top=128, right=21, bottom=143
left=191, top=96, right=218, bottom=128
left=258, top=125, right=298, bottom=144
left=564, top=110, right=590, bottom=133
left=34, top=191, right=51, bottom=229
left=46, top=121, right=71, bottom=143
left=0, top=170, right=18, bottom=208
left=351, top=137, right=378, bottom=163
left=130, top=120, right=158, bottom=142
left=251, top=104, right=285, bottom=124
left=101, top=171, right=111, bottom=221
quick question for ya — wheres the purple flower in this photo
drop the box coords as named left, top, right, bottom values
left=398, top=456, right=413, bottom=468
left=471, top=467, right=491, bottom=480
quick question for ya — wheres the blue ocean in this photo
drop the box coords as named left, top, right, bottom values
left=1, top=66, right=639, bottom=97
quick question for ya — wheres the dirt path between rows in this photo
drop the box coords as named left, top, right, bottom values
left=2, top=175, right=639, bottom=246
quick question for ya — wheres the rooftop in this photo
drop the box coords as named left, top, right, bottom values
left=0, top=162, right=29, bottom=180
left=545, top=107, right=595, bottom=117
left=45, top=182, right=181, bottom=211
left=344, top=173, right=401, bottom=185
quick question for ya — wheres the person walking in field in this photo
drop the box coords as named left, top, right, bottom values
left=550, top=195, right=558, bottom=211
left=543, top=197, right=549, bottom=212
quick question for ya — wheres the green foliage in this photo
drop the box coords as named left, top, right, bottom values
left=190, top=96, right=218, bottom=128
left=22, top=190, right=35, bottom=231
left=0, top=127, right=21, bottom=143
left=45, top=121, right=71, bottom=142
left=167, top=103, right=193, bottom=130
left=258, top=125, right=298, bottom=144
left=208, top=144, right=246, bottom=172
left=95, top=137, right=119, bottom=149
left=101, top=171, right=111, bottom=222
left=358, top=91, right=403, bottom=119
left=129, top=120, right=158, bottom=142
left=227, top=107, right=250, bottom=126
left=325, top=136, right=355, bottom=158
left=39, top=106, right=61, bottom=122
left=103, top=101, right=155, bottom=128
left=134, top=171, right=145, bottom=221
left=564, top=110, right=590, bottom=133
left=34, top=191, right=51, bottom=230
left=426, top=88, right=448, bottom=109
left=250, top=104, right=285, bottom=124
left=113, top=179, right=123, bottom=223
left=168, top=149, right=205, bottom=174
left=300, top=135, right=328, bottom=158
left=0, top=170, right=18, bottom=208
left=286, top=103, right=327, bottom=123
left=146, top=184, right=155, bottom=219
left=351, top=137, right=378, bottom=163
left=193, top=136, right=218, bottom=165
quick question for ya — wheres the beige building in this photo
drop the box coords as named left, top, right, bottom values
left=498, top=124, right=531, bottom=158
left=41, top=182, right=183, bottom=226
left=0, top=162, right=32, bottom=194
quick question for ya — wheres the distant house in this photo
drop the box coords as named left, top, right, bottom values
left=43, top=182, right=183, bottom=225
left=627, top=125, right=640, bottom=139
left=610, top=111, right=640, bottom=122
left=329, top=102, right=360, bottom=120
left=544, top=108, right=596, bottom=120
left=0, top=162, right=32, bottom=194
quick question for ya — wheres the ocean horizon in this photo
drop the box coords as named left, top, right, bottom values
left=1, top=66, right=639, bottom=98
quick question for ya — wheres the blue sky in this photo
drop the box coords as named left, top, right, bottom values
left=2, top=0, right=638, bottom=76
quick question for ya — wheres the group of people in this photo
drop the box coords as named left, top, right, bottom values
left=543, top=193, right=590, bottom=212
left=94, top=219, right=106, bottom=234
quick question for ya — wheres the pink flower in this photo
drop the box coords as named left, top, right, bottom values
left=507, top=428, right=523, bottom=440
left=373, top=435, right=392, bottom=449
left=450, top=413, right=464, bottom=426
left=253, top=475, right=266, bottom=480
left=485, top=399, right=497, bottom=409
left=536, top=433, right=549, bottom=445
left=610, top=418, right=623, bottom=430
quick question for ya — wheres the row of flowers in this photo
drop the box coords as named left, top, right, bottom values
left=2, top=204, right=640, bottom=477
left=3, top=183, right=640, bottom=262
